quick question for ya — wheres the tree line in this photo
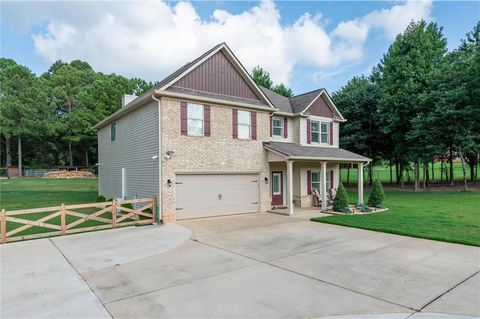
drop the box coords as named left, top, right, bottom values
left=0, top=59, right=153, bottom=175
left=333, top=20, right=480, bottom=190
left=0, top=59, right=294, bottom=176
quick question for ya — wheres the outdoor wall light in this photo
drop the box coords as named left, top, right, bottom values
left=152, top=155, right=159, bottom=160
left=264, top=177, right=269, bottom=184
left=164, top=151, right=175, bottom=160
left=167, top=179, right=173, bottom=187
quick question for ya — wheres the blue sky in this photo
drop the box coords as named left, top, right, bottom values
left=1, top=1, right=479, bottom=94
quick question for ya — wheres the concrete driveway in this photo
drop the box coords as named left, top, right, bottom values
left=1, top=213, right=479, bottom=318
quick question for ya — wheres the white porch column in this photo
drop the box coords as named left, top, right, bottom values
left=321, top=161, right=327, bottom=211
left=286, top=160, right=294, bottom=216
left=358, top=162, right=364, bottom=205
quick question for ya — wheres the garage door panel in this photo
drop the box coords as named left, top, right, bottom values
left=176, top=174, right=259, bottom=220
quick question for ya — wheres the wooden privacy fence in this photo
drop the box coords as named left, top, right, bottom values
left=1, top=197, right=157, bottom=244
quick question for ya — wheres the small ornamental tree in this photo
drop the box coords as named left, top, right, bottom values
left=333, top=182, right=349, bottom=212
left=368, top=179, right=385, bottom=207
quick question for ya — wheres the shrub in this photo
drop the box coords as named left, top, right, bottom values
left=95, top=195, right=106, bottom=202
left=333, top=182, right=349, bottom=212
left=368, top=179, right=385, bottom=207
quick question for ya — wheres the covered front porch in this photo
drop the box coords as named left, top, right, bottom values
left=264, top=142, right=371, bottom=215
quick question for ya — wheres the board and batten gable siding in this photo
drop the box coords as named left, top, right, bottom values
left=172, top=51, right=261, bottom=102
left=98, top=101, right=159, bottom=200
left=304, top=94, right=334, bottom=117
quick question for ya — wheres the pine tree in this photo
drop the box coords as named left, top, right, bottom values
left=332, top=182, right=350, bottom=212
left=368, top=180, right=385, bottom=207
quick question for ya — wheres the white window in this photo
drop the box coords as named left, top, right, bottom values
left=272, top=173, right=281, bottom=195
left=187, top=103, right=204, bottom=136
left=238, top=110, right=251, bottom=139
left=272, top=117, right=284, bottom=137
left=311, top=171, right=331, bottom=193
left=321, top=121, right=330, bottom=144
left=311, top=121, right=320, bottom=143
left=311, top=120, right=330, bottom=144
left=311, top=171, right=320, bottom=192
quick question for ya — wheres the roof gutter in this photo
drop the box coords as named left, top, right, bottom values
left=263, top=146, right=371, bottom=163
left=93, top=92, right=156, bottom=129
left=158, top=90, right=278, bottom=113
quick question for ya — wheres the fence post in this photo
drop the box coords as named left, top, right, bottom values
left=111, top=200, right=117, bottom=228
left=152, top=196, right=157, bottom=223
left=60, top=204, right=66, bottom=235
left=1, top=209, right=6, bottom=244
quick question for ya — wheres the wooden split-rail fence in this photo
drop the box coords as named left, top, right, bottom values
left=0, top=197, right=157, bottom=244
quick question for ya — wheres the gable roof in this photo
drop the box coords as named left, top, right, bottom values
left=259, top=86, right=345, bottom=121
left=260, top=87, right=292, bottom=113
left=290, top=89, right=324, bottom=114
left=158, top=43, right=275, bottom=109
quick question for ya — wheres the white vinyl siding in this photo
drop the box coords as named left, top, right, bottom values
left=187, top=103, right=204, bottom=136
left=98, top=101, right=159, bottom=200
left=270, top=116, right=297, bottom=143
left=238, top=110, right=251, bottom=139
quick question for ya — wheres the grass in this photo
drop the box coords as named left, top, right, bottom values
left=312, top=190, right=480, bottom=246
left=1, top=178, right=98, bottom=210
left=0, top=178, right=116, bottom=239
left=341, top=162, right=475, bottom=184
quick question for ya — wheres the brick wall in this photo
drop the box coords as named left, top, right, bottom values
left=160, top=97, right=271, bottom=222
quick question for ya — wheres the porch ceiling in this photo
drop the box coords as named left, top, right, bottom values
left=264, top=142, right=370, bottom=163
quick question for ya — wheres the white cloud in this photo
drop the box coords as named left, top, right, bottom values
left=363, top=0, right=433, bottom=38
left=8, top=0, right=432, bottom=85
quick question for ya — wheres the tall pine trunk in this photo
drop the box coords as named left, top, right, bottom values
left=459, top=151, right=468, bottom=191
left=17, top=135, right=23, bottom=177
left=389, top=160, right=393, bottom=184
left=400, top=162, right=404, bottom=188
left=414, top=161, right=419, bottom=192
left=440, top=158, right=444, bottom=183
left=368, top=164, right=373, bottom=186
left=424, top=163, right=428, bottom=188
left=449, top=149, right=454, bottom=185
left=346, top=165, right=350, bottom=185
left=431, top=160, right=435, bottom=182
left=5, top=136, right=12, bottom=168
left=396, top=161, right=400, bottom=185
left=85, top=148, right=89, bottom=167
left=69, top=141, right=73, bottom=167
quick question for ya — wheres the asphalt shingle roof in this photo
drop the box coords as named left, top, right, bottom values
left=259, top=87, right=293, bottom=113
left=289, top=89, right=324, bottom=114
left=264, top=142, right=370, bottom=162
left=259, top=87, right=329, bottom=115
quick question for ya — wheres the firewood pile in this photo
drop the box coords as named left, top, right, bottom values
left=43, top=170, right=96, bottom=179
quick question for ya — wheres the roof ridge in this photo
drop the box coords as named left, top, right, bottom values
left=290, top=88, right=323, bottom=100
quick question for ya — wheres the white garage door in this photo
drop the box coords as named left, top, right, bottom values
left=175, top=174, right=260, bottom=220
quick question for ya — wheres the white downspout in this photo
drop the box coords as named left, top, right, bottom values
left=152, top=94, right=162, bottom=223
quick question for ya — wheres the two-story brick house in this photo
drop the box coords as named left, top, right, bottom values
left=94, top=43, right=370, bottom=222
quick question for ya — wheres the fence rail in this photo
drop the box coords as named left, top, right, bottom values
left=0, top=197, right=157, bottom=244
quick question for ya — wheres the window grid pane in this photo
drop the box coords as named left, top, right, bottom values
left=187, top=104, right=204, bottom=135
left=238, top=110, right=250, bottom=125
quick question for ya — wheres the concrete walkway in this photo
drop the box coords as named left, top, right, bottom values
left=0, top=224, right=191, bottom=319
left=1, top=213, right=479, bottom=318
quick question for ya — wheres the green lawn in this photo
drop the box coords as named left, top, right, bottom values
left=0, top=178, right=105, bottom=239
left=1, top=178, right=98, bottom=210
left=312, top=190, right=480, bottom=246
left=341, top=162, right=474, bottom=184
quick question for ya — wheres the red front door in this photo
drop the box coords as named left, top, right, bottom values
left=271, top=171, right=283, bottom=205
